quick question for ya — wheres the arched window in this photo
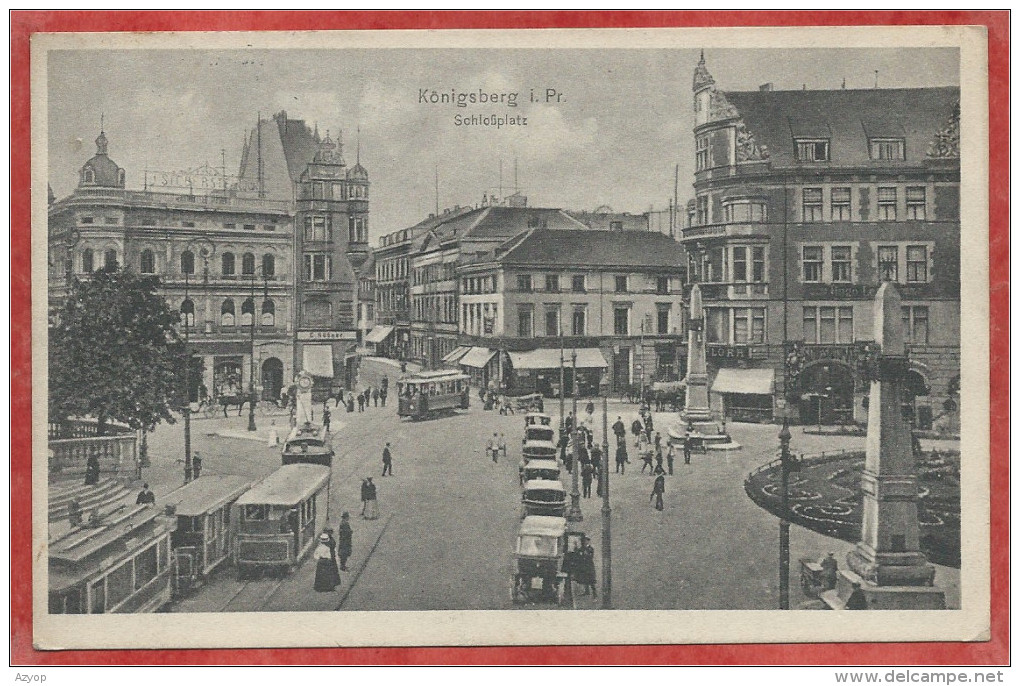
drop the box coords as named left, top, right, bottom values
left=180, top=299, right=195, bottom=327
left=117, top=169, right=125, bottom=186
left=83, top=167, right=95, bottom=184
left=181, top=250, right=195, bottom=275
left=261, top=299, right=275, bottom=327
left=220, top=299, right=235, bottom=327
left=242, top=252, right=256, bottom=276
left=139, top=249, right=156, bottom=274
left=240, top=297, right=255, bottom=327
left=81, top=248, right=94, bottom=274
left=104, top=249, right=118, bottom=270
left=262, top=253, right=275, bottom=278
left=222, top=252, right=235, bottom=276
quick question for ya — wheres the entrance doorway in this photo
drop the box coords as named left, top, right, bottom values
left=799, top=362, right=854, bottom=425
left=261, top=357, right=284, bottom=401
left=613, top=348, right=631, bottom=394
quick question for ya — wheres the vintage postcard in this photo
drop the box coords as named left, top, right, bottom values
left=29, top=24, right=991, bottom=651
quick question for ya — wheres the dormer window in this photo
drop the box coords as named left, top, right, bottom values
left=83, top=168, right=95, bottom=184
left=870, top=138, right=905, bottom=161
left=117, top=169, right=126, bottom=186
left=795, top=139, right=830, bottom=162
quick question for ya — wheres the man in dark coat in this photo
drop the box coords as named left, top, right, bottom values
left=651, top=473, right=666, bottom=510
left=135, top=483, right=156, bottom=505
left=683, top=432, right=692, bottom=464
left=615, top=442, right=628, bottom=474
left=380, top=387, right=388, bottom=407
left=577, top=536, right=597, bottom=597
left=581, top=462, right=593, bottom=498
left=631, top=418, right=644, bottom=447
left=372, top=388, right=380, bottom=407
left=612, top=416, right=626, bottom=442
left=337, top=512, right=353, bottom=571
left=84, top=451, right=101, bottom=486
left=382, top=442, right=393, bottom=476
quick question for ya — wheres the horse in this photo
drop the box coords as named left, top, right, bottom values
left=217, top=393, right=255, bottom=417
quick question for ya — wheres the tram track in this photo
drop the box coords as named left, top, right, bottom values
left=214, top=571, right=288, bottom=612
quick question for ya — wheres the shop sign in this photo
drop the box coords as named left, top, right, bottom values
left=297, top=330, right=357, bottom=341
left=707, top=344, right=749, bottom=361
left=803, top=283, right=878, bottom=300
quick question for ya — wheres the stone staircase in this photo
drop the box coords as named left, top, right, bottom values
left=48, top=478, right=133, bottom=523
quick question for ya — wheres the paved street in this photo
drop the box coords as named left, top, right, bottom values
left=137, top=358, right=960, bottom=612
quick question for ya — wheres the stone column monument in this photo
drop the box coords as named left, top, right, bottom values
left=830, top=283, right=945, bottom=609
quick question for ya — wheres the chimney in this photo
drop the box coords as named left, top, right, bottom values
left=759, top=82, right=774, bottom=92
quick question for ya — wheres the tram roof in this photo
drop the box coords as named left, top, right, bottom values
left=160, top=475, right=252, bottom=517
left=49, top=504, right=165, bottom=565
left=519, top=515, right=567, bottom=537
left=400, top=370, right=470, bottom=382
left=236, top=464, right=331, bottom=506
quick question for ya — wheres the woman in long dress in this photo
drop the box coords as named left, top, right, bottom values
left=361, top=478, right=380, bottom=520
left=313, top=533, right=340, bottom=592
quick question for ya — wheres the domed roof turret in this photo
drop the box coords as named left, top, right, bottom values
left=79, top=128, right=125, bottom=189
left=313, top=130, right=345, bottom=166
left=347, top=162, right=368, bottom=180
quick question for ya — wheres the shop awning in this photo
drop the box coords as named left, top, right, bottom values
left=442, top=346, right=471, bottom=364
left=711, top=368, right=774, bottom=395
left=459, top=347, right=497, bottom=368
left=365, top=325, right=394, bottom=344
left=509, top=348, right=608, bottom=370
left=302, top=345, right=335, bottom=378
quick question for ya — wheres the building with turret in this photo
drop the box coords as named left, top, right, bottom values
left=48, top=128, right=296, bottom=401
left=683, top=52, right=960, bottom=427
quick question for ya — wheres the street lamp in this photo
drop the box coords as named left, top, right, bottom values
left=566, top=350, right=583, bottom=523
left=245, top=268, right=268, bottom=433
left=182, top=238, right=213, bottom=483
left=777, top=417, right=796, bottom=609
left=600, top=369, right=612, bottom=609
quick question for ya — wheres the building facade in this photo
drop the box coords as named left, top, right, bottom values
left=684, top=53, right=961, bottom=426
left=292, top=132, right=370, bottom=398
left=457, top=228, right=687, bottom=396
left=407, top=204, right=589, bottom=373
left=49, top=129, right=296, bottom=401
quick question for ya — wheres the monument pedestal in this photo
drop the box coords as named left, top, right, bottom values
left=821, top=569, right=946, bottom=611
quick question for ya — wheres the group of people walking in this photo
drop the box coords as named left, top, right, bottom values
left=606, top=406, right=693, bottom=512
left=313, top=511, right=355, bottom=593
left=335, top=376, right=389, bottom=414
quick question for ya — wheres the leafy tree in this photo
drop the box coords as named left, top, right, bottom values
left=49, top=267, right=187, bottom=435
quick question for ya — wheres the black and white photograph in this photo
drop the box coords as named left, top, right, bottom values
left=32, top=26, right=990, bottom=648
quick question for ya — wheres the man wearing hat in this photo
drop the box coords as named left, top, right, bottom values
left=361, top=477, right=379, bottom=520
left=382, top=443, right=393, bottom=476
left=337, top=512, right=353, bottom=571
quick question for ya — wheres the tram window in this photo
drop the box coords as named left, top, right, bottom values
left=245, top=504, right=269, bottom=521
left=135, top=545, right=158, bottom=590
left=106, top=561, right=134, bottom=609
left=90, top=579, right=106, bottom=614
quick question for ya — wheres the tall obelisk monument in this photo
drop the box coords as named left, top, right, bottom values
left=681, top=283, right=712, bottom=422
left=834, top=283, right=945, bottom=609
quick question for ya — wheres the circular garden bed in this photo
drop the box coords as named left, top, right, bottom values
left=744, top=450, right=960, bottom=568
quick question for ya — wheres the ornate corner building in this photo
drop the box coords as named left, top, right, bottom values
left=683, top=53, right=960, bottom=428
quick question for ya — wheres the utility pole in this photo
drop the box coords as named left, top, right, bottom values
left=182, top=270, right=192, bottom=480
left=247, top=271, right=258, bottom=432
left=601, top=369, right=612, bottom=608
left=778, top=418, right=793, bottom=609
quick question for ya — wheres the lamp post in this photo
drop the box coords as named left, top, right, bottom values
left=778, top=418, right=794, bottom=609
left=600, top=369, right=612, bottom=608
left=566, top=349, right=583, bottom=523
left=246, top=270, right=259, bottom=432
left=182, top=269, right=192, bottom=481
left=559, top=328, right=566, bottom=435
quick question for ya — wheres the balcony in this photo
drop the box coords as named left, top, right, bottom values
left=696, top=281, right=769, bottom=300
left=682, top=222, right=770, bottom=242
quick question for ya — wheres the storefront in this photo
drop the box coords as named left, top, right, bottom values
left=710, top=367, right=775, bottom=423
left=458, top=346, right=498, bottom=389
left=296, top=330, right=359, bottom=402
left=441, top=345, right=471, bottom=368
left=509, top=348, right=608, bottom=398
left=364, top=325, right=395, bottom=356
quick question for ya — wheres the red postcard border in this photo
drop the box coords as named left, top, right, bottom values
left=10, top=10, right=1009, bottom=666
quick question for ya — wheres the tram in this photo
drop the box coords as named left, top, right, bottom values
left=282, top=422, right=334, bottom=467
left=397, top=370, right=470, bottom=420
left=162, top=475, right=252, bottom=595
left=231, top=463, right=331, bottom=578
left=48, top=495, right=175, bottom=614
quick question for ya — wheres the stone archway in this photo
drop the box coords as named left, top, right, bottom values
left=798, top=360, right=855, bottom=425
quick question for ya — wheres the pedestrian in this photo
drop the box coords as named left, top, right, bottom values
left=577, top=536, right=597, bottom=597
left=487, top=433, right=500, bottom=463
left=559, top=431, right=570, bottom=469
left=565, top=412, right=574, bottom=434
left=381, top=375, right=388, bottom=391
left=135, top=483, right=156, bottom=505
left=498, top=433, right=507, bottom=461
left=821, top=552, right=839, bottom=591
left=337, top=512, right=353, bottom=571
left=84, top=450, right=100, bottom=486
left=612, top=416, right=626, bottom=441
left=192, top=452, right=202, bottom=479
left=654, top=431, right=662, bottom=451
left=380, top=387, right=388, bottom=407
left=640, top=449, right=654, bottom=474
left=323, top=526, right=340, bottom=580
left=585, top=400, right=595, bottom=417
left=666, top=442, right=675, bottom=475
left=347, top=393, right=355, bottom=413
left=615, top=442, right=628, bottom=474
left=655, top=444, right=664, bottom=473
left=372, top=388, right=380, bottom=407
left=631, top=418, right=644, bottom=448
left=581, top=461, right=593, bottom=498
left=591, top=445, right=603, bottom=497
left=382, top=443, right=393, bottom=476
left=67, top=498, right=83, bottom=527
left=334, top=388, right=342, bottom=408
left=357, top=393, right=365, bottom=412
left=361, top=477, right=379, bottom=520
left=322, top=404, right=331, bottom=433
left=683, top=432, right=692, bottom=465
left=845, top=582, right=868, bottom=610
left=313, top=533, right=340, bottom=592
left=651, top=473, right=666, bottom=511
left=645, top=423, right=654, bottom=447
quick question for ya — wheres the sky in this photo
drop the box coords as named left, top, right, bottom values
left=47, top=47, right=959, bottom=242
